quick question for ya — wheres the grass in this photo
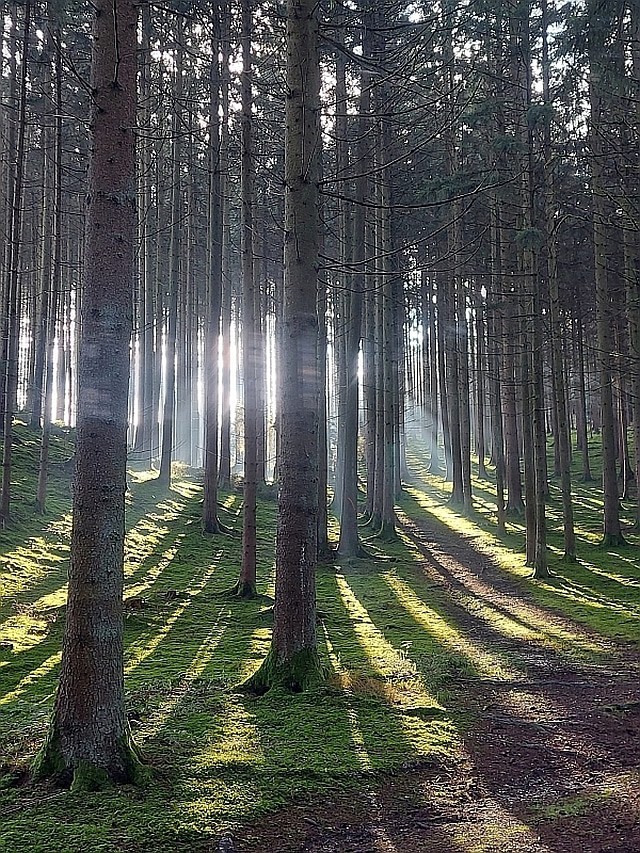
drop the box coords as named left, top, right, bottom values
left=403, top=428, right=640, bottom=645
left=0, top=421, right=637, bottom=851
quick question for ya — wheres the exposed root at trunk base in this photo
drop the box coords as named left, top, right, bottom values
left=336, top=542, right=375, bottom=560
left=371, top=521, right=398, bottom=543
left=531, top=564, right=552, bottom=580
left=223, top=580, right=258, bottom=600
left=561, top=552, right=577, bottom=564
left=600, top=533, right=627, bottom=548
left=202, top=517, right=235, bottom=536
left=32, top=726, right=149, bottom=792
left=240, top=648, right=325, bottom=695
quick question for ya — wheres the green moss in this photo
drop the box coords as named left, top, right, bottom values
left=4, top=422, right=637, bottom=851
left=32, top=724, right=149, bottom=791
left=242, top=647, right=325, bottom=694
left=535, top=792, right=609, bottom=821
left=31, top=726, right=66, bottom=782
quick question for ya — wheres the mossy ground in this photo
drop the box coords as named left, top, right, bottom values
left=404, top=429, right=640, bottom=645
left=0, top=422, right=637, bottom=852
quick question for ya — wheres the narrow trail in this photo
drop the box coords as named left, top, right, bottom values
left=240, top=495, right=640, bottom=853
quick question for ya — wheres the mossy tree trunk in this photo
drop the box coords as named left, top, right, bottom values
left=246, top=0, right=322, bottom=693
left=33, top=0, right=145, bottom=789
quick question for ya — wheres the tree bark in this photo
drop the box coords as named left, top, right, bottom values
left=34, top=0, right=145, bottom=788
left=246, top=0, right=322, bottom=692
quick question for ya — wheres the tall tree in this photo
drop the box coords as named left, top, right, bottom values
left=246, top=0, right=322, bottom=692
left=33, top=0, right=145, bottom=788
left=588, top=0, right=625, bottom=546
left=0, top=0, right=31, bottom=525
left=203, top=3, right=226, bottom=534
left=236, top=0, right=259, bottom=596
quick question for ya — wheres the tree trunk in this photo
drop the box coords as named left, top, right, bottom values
left=33, top=0, right=145, bottom=788
left=36, top=22, right=63, bottom=514
left=246, top=0, right=322, bottom=692
left=236, top=0, right=258, bottom=596
left=0, top=0, right=30, bottom=525
left=158, top=24, right=183, bottom=486
left=588, top=2, right=625, bottom=546
left=202, top=4, right=225, bottom=534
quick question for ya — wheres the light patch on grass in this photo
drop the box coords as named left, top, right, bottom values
left=139, top=608, right=230, bottom=740
left=195, top=695, right=265, bottom=771
left=383, top=570, right=519, bottom=681
left=125, top=552, right=223, bottom=674
left=334, top=571, right=440, bottom=708
left=0, top=651, right=61, bottom=706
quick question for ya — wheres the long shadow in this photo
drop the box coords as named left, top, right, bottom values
left=0, top=483, right=200, bottom=653
left=459, top=676, right=640, bottom=853
left=143, top=568, right=431, bottom=838
left=342, top=557, right=524, bottom=688
left=397, top=508, right=610, bottom=660
left=399, top=491, right=623, bottom=659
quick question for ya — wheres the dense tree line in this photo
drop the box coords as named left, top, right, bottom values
left=0, top=0, right=638, bottom=786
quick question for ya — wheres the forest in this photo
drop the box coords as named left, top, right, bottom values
left=0, top=0, right=639, bottom=850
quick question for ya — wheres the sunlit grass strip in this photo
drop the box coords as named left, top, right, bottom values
left=125, top=535, right=186, bottom=600
left=404, top=483, right=529, bottom=578
left=125, top=519, right=174, bottom=577
left=383, top=570, right=519, bottom=681
left=334, top=571, right=441, bottom=709
left=238, top=625, right=272, bottom=682
left=0, top=533, right=70, bottom=599
left=537, top=576, right=640, bottom=618
left=323, top=624, right=420, bottom=853
left=0, top=651, right=61, bottom=706
left=396, top=512, right=605, bottom=657
left=194, top=695, right=265, bottom=772
left=125, top=552, right=223, bottom=674
left=323, top=626, right=373, bottom=769
left=576, top=556, right=640, bottom=590
left=139, top=609, right=230, bottom=740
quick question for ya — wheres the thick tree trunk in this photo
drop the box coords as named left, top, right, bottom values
left=588, top=6, right=625, bottom=546
left=246, top=0, right=322, bottom=692
left=0, top=0, right=30, bottom=525
left=218, top=1, right=232, bottom=488
left=203, top=5, right=225, bottom=534
left=33, top=0, right=145, bottom=788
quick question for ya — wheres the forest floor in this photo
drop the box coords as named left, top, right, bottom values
left=0, top=424, right=639, bottom=852
left=240, top=489, right=640, bottom=853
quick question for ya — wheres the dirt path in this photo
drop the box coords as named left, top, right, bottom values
left=237, top=505, right=640, bottom=853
